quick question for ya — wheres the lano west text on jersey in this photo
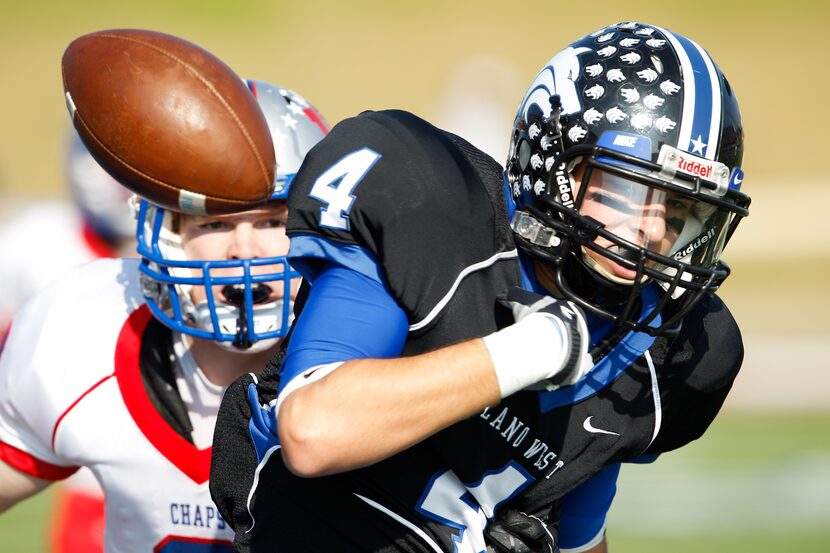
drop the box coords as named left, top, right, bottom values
left=480, top=406, right=566, bottom=479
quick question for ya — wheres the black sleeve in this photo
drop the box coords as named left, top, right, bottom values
left=644, top=293, right=744, bottom=454
left=287, top=109, right=512, bottom=325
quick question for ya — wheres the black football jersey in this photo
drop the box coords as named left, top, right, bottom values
left=210, top=110, right=743, bottom=552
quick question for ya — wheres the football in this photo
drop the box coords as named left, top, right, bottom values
left=62, top=29, right=276, bottom=215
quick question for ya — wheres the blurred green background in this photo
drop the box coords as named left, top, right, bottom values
left=1, top=0, right=828, bottom=551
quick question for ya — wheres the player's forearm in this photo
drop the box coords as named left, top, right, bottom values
left=0, top=460, right=52, bottom=513
left=278, top=338, right=501, bottom=477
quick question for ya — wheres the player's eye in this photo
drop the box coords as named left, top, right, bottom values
left=588, top=191, right=636, bottom=215
left=667, top=197, right=692, bottom=213
left=257, top=218, right=286, bottom=229
left=197, top=220, right=231, bottom=231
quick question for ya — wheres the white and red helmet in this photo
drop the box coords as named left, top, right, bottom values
left=136, top=79, right=328, bottom=351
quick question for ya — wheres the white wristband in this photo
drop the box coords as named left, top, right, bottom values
left=482, top=313, right=569, bottom=398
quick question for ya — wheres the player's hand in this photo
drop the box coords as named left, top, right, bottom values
left=485, top=509, right=558, bottom=553
left=483, top=287, right=593, bottom=397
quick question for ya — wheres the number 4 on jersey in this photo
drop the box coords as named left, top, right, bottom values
left=309, top=147, right=381, bottom=230
left=418, top=462, right=533, bottom=553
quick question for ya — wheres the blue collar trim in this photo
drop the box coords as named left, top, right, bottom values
left=537, top=285, right=660, bottom=412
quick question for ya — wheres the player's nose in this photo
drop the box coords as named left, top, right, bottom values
left=636, top=210, right=668, bottom=247
left=227, top=223, right=260, bottom=259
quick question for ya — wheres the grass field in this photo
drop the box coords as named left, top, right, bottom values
left=1, top=412, right=827, bottom=552
left=608, top=412, right=830, bottom=552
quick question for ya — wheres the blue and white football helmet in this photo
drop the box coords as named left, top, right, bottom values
left=506, top=23, right=751, bottom=335
left=136, top=79, right=329, bottom=351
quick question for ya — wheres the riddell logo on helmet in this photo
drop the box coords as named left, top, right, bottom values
left=672, top=227, right=717, bottom=260
left=554, top=163, right=574, bottom=208
left=677, top=155, right=713, bottom=179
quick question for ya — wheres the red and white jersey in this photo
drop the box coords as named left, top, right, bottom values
left=0, top=258, right=233, bottom=552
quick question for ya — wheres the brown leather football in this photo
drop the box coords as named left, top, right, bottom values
left=62, top=29, right=276, bottom=215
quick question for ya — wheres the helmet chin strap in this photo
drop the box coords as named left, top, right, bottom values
left=191, top=300, right=288, bottom=353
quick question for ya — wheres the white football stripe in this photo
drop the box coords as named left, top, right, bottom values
left=654, top=26, right=696, bottom=154
left=688, top=37, right=722, bottom=160
left=354, top=493, right=444, bottom=553
left=409, top=250, right=519, bottom=331
left=178, top=189, right=208, bottom=215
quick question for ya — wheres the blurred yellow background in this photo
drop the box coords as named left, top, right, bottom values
left=0, top=1, right=827, bottom=551
left=2, top=0, right=826, bottom=398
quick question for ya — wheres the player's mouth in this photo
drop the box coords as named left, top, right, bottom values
left=220, top=283, right=276, bottom=307
left=583, top=244, right=642, bottom=283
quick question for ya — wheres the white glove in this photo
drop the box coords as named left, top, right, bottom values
left=483, top=287, right=594, bottom=398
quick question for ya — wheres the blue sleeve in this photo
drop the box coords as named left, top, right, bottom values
left=288, top=234, right=384, bottom=285
left=558, top=463, right=621, bottom=551
left=279, top=263, right=409, bottom=393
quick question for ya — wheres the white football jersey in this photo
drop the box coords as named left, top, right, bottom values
left=0, top=203, right=120, bottom=325
left=0, top=258, right=233, bottom=552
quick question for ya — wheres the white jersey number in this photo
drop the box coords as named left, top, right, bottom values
left=417, top=462, right=532, bottom=553
left=309, top=147, right=381, bottom=231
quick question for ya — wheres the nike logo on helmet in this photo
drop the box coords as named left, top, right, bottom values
left=583, top=416, right=620, bottom=437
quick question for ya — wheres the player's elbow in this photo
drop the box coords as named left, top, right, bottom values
left=277, top=393, right=342, bottom=478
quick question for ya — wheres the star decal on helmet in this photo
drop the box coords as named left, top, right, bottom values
left=287, top=102, right=305, bottom=116
left=271, top=129, right=287, bottom=146
left=280, top=113, right=298, bottom=130
left=689, top=135, right=707, bottom=155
